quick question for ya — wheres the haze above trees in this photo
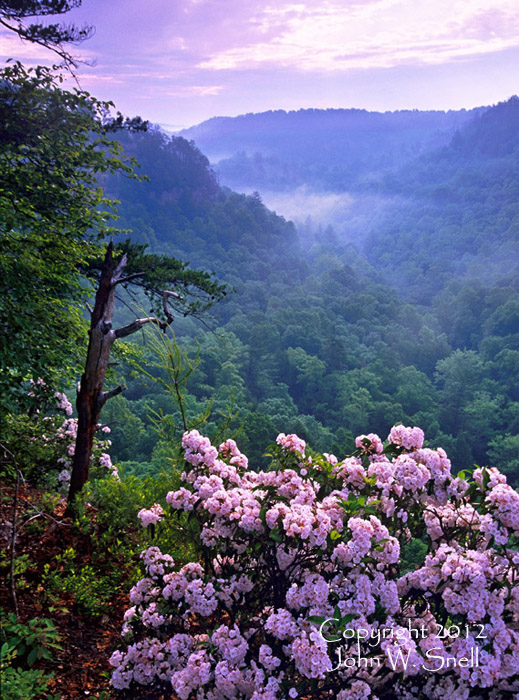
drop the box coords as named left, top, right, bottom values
left=101, top=99, right=519, bottom=482
left=2, top=3, right=518, bottom=696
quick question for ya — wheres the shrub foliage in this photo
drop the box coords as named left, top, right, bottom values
left=111, top=426, right=519, bottom=699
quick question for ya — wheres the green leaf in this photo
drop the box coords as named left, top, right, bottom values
left=27, top=648, right=38, bottom=666
left=306, top=616, right=327, bottom=626
left=269, top=529, right=283, bottom=543
left=338, top=613, right=358, bottom=629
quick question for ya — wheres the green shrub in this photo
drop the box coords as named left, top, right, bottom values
left=82, top=468, right=200, bottom=564
left=41, top=549, right=115, bottom=620
left=0, top=643, right=59, bottom=700
left=0, top=611, right=62, bottom=667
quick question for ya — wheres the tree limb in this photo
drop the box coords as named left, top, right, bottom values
left=0, top=17, right=83, bottom=70
left=114, top=316, right=167, bottom=339
left=110, top=252, right=128, bottom=286
left=112, top=271, right=146, bottom=286
left=98, top=384, right=125, bottom=408
left=163, top=290, right=183, bottom=323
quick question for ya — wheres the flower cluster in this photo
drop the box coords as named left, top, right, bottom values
left=53, top=391, right=73, bottom=416
left=387, top=425, right=424, bottom=451
left=112, top=426, right=519, bottom=699
left=27, top=381, right=118, bottom=485
left=50, top=414, right=117, bottom=485
left=137, top=503, right=165, bottom=528
left=276, top=433, right=306, bottom=456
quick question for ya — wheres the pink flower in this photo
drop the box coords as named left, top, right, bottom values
left=137, top=504, right=164, bottom=528
left=355, top=433, right=383, bottom=455
left=276, top=433, right=306, bottom=456
left=388, top=425, right=424, bottom=451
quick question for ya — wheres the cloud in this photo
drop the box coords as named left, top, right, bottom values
left=196, top=0, right=519, bottom=71
left=4, top=0, right=517, bottom=76
left=147, top=85, right=224, bottom=97
left=2, top=0, right=516, bottom=126
left=0, top=32, right=48, bottom=62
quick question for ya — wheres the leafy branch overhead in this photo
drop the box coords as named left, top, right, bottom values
left=87, top=240, right=228, bottom=323
left=0, top=62, right=141, bottom=236
left=0, top=0, right=93, bottom=67
left=0, top=62, right=144, bottom=415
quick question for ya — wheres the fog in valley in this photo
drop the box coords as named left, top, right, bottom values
left=4, top=4, right=519, bottom=699
left=233, top=185, right=400, bottom=255
left=186, top=102, right=518, bottom=299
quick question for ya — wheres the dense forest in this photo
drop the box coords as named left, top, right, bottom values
left=1, top=4, right=519, bottom=697
left=179, top=107, right=483, bottom=191
left=97, top=98, right=519, bottom=482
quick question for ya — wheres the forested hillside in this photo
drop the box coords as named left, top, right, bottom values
left=102, top=100, right=519, bottom=481
left=179, top=107, right=481, bottom=191
left=363, top=97, right=519, bottom=297
left=2, top=4, right=519, bottom=699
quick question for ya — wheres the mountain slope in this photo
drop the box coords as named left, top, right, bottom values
left=178, top=100, right=518, bottom=305
left=179, top=107, right=482, bottom=192
left=103, top=120, right=519, bottom=479
left=363, top=97, right=519, bottom=302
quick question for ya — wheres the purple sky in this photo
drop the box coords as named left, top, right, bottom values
left=1, top=0, right=518, bottom=129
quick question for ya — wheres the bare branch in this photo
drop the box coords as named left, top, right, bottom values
left=86, top=301, right=93, bottom=315
left=163, top=290, right=183, bottom=323
left=111, top=252, right=128, bottom=286
left=1, top=443, right=22, bottom=619
left=21, top=499, right=70, bottom=528
left=114, top=316, right=167, bottom=339
left=98, top=384, right=125, bottom=408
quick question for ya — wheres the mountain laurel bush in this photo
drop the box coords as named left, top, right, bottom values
left=111, top=426, right=519, bottom=699
left=2, top=380, right=117, bottom=487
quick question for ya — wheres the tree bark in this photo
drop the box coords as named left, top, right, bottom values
left=67, top=242, right=176, bottom=505
left=68, top=242, right=121, bottom=503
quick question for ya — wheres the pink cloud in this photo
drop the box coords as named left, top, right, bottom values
left=1, top=0, right=517, bottom=127
left=196, top=0, right=519, bottom=71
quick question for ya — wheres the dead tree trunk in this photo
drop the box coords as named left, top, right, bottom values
left=67, top=242, right=175, bottom=504
left=68, top=242, right=120, bottom=503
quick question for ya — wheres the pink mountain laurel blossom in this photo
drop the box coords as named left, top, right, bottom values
left=25, top=381, right=118, bottom=486
left=111, top=426, right=519, bottom=699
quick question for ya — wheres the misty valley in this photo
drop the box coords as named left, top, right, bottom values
left=2, top=79, right=519, bottom=700
left=101, top=98, right=519, bottom=481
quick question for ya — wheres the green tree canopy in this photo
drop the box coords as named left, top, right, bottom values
left=0, top=62, right=135, bottom=415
